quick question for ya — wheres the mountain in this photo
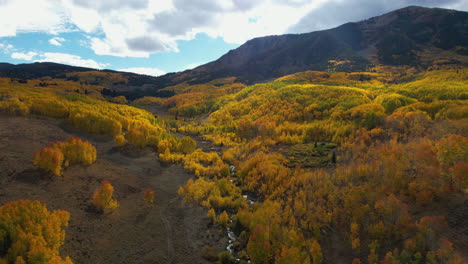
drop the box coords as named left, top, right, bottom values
left=0, top=62, right=178, bottom=99
left=0, top=6, right=466, bottom=96
left=170, top=6, right=468, bottom=84
left=0, top=62, right=96, bottom=79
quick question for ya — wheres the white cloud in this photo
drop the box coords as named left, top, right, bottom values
left=0, top=0, right=322, bottom=56
left=9, top=50, right=106, bottom=69
left=35, top=52, right=107, bottom=69
left=0, top=43, right=14, bottom=54
left=118, top=67, right=166, bottom=77
left=49, top=37, right=66, bottom=46
left=289, top=0, right=468, bottom=33
left=11, top=51, right=38, bottom=60
left=0, top=0, right=70, bottom=37
left=0, top=0, right=466, bottom=58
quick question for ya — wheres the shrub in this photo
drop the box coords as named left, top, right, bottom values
left=179, top=136, right=196, bottom=154
left=218, top=211, right=229, bottom=227
left=144, top=188, right=154, bottom=206
left=114, top=134, right=126, bottom=146
left=112, top=96, right=128, bottom=104
left=207, top=208, right=216, bottom=223
left=93, top=181, right=118, bottom=212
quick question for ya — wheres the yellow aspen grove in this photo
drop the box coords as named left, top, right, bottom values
left=0, top=200, right=72, bottom=264
left=32, top=137, right=97, bottom=176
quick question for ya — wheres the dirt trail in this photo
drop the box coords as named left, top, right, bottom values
left=0, top=116, right=226, bottom=264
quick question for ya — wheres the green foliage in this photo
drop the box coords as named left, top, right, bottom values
left=217, top=251, right=235, bottom=264
left=282, top=143, right=336, bottom=168
left=375, top=93, right=415, bottom=114
left=112, top=96, right=127, bottom=104
left=178, top=136, right=196, bottom=154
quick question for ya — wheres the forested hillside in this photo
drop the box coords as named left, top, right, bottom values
left=146, top=66, right=468, bottom=264
left=0, top=5, right=467, bottom=264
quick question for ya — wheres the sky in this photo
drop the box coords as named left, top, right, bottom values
left=0, top=0, right=466, bottom=76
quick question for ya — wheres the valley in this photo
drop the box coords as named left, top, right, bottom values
left=0, top=5, right=467, bottom=264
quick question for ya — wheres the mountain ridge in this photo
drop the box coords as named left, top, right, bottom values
left=0, top=5, right=467, bottom=96
left=180, top=5, right=467, bottom=83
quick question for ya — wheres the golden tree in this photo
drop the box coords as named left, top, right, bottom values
left=218, top=211, right=229, bottom=227
left=114, top=134, right=126, bottom=146
left=93, top=181, right=119, bottom=212
left=0, top=200, right=72, bottom=264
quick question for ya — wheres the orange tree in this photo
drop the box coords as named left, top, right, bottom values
left=92, top=181, right=119, bottom=212
left=0, top=200, right=72, bottom=264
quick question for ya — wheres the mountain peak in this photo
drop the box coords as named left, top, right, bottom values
left=1, top=6, right=466, bottom=91
left=170, top=6, right=467, bottom=84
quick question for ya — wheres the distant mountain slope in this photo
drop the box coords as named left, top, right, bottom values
left=0, top=6, right=466, bottom=96
left=0, top=62, right=178, bottom=99
left=172, top=6, right=468, bottom=83
left=0, top=62, right=96, bottom=79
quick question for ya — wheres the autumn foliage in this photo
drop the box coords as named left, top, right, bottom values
left=0, top=200, right=72, bottom=264
left=0, top=77, right=173, bottom=148
left=1, top=65, right=467, bottom=263
left=33, top=137, right=97, bottom=176
left=92, top=181, right=118, bottom=212
left=174, top=68, right=467, bottom=263
left=144, top=188, right=154, bottom=206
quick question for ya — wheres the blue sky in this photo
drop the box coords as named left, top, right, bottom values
left=0, top=32, right=238, bottom=73
left=0, top=0, right=466, bottom=76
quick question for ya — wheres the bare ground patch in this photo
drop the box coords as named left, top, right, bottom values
left=0, top=116, right=227, bottom=264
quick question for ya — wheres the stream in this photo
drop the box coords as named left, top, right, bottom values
left=143, top=105, right=257, bottom=261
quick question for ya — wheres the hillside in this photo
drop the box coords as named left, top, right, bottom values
left=0, top=5, right=467, bottom=264
left=167, top=6, right=468, bottom=84
left=148, top=67, right=468, bottom=264
left=1, top=6, right=467, bottom=99
left=0, top=62, right=177, bottom=99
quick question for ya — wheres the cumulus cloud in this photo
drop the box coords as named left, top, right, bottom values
left=0, top=0, right=70, bottom=37
left=149, top=8, right=217, bottom=37
left=35, top=52, right=107, bottom=68
left=71, top=0, right=149, bottom=12
left=0, top=0, right=466, bottom=58
left=0, top=0, right=320, bottom=57
left=125, top=36, right=168, bottom=53
left=0, top=43, right=14, bottom=54
left=9, top=50, right=106, bottom=69
left=288, top=0, right=467, bottom=33
left=118, top=67, right=166, bottom=76
left=11, top=51, right=38, bottom=60
left=49, top=37, right=66, bottom=46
